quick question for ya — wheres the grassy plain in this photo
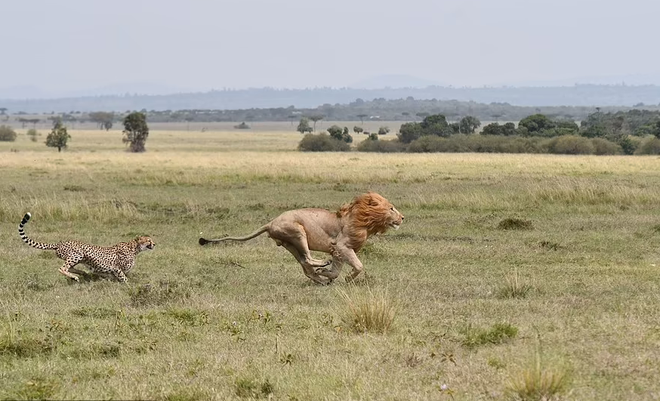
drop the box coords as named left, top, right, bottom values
left=1, top=128, right=660, bottom=400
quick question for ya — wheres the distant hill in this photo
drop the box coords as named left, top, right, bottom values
left=1, top=84, right=659, bottom=113
left=350, top=74, right=444, bottom=89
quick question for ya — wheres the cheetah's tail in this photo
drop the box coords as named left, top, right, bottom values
left=18, top=212, right=57, bottom=250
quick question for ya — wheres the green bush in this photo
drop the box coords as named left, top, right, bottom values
left=634, top=137, right=660, bottom=155
left=298, top=133, right=350, bottom=152
left=590, top=138, right=621, bottom=155
left=547, top=135, right=594, bottom=155
left=0, top=125, right=17, bottom=142
left=357, top=138, right=406, bottom=153
left=27, top=128, right=39, bottom=142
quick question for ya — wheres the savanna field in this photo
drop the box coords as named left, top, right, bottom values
left=1, top=125, right=660, bottom=400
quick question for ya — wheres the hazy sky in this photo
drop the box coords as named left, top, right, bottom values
left=4, top=0, right=660, bottom=94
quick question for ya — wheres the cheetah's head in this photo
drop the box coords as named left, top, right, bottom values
left=136, top=236, right=156, bottom=251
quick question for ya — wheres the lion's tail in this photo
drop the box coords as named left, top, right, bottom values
left=199, top=225, right=269, bottom=246
left=18, top=212, right=58, bottom=250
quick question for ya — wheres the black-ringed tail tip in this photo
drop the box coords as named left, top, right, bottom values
left=199, top=238, right=209, bottom=246
left=21, top=212, right=32, bottom=225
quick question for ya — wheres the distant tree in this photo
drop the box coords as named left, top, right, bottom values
left=353, top=126, right=363, bottom=135
left=327, top=124, right=353, bottom=143
left=309, top=115, right=324, bottom=131
left=45, top=120, right=70, bottom=151
left=357, top=114, right=368, bottom=124
left=0, top=107, right=7, bottom=121
left=653, top=120, right=660, bottom=139
left=420, top=114, right=452, bottom=137
left=482, top=122, right=518, bottom=136
left=519, top=114, right=555, bottom=134
left=89, top=111, right=114, bottom=131
left=368, top=132, right=379, bottom=141
left=61, top=113, right=77, bottom=129
left=378, top=126, right=390, bottom=135
left=327, top=124, right=343, bottom=138
left=398, top=122, right=424, bottom=143
left=0, top=125, right=17, bottom=142
left=459, top=116, right=481, bottom=134
left=122, top=112, right=149, bottom=152
left=296, top=117, right=312, bottom=134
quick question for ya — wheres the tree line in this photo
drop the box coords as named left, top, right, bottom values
left=298, top=109, right=660, bottom=155
left=2, top=96, right=659, bottom=127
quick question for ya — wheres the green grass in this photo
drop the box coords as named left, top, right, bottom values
left=1, top=128, right=660, bottom=399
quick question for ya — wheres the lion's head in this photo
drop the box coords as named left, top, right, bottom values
left=338, top=192, right=404, bottom=242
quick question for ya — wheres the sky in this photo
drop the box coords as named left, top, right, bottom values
left=3, top=0, right=660, bottom=97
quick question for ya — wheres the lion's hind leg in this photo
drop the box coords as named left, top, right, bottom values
left=269, top=223, right=330, bottom=268
left=279, top=242, right=330, bottom=285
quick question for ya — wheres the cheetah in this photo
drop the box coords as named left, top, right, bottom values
left=18, top=212, right=155, bottom=282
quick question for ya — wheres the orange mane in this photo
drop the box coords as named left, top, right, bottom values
left=337, top=192, right=394, bottom=250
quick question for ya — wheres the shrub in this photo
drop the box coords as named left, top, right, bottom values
left=407, top=135, right=466, bottom=153
left=590, top=138, right=621, bottom=155
left=357, top=138, right=406, bottom=153
left=547, top=135, right=594, bottom=155
left=407, top=135, right=548, bottom=154
left=620, top=136, right=641, bottom=155
left=234, top=122, right=250, bottom=129
left=378, top=126, right=390, bottom=135
left=0, top=125, right=17, bottom=141
left=27, top=128, right=39, bottom=142
left=298, top=133, right=350, bottom=152
left=634, top=137, right=660, bottom=155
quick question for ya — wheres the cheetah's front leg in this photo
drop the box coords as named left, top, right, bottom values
left=110, top=269, right=128, bottom=283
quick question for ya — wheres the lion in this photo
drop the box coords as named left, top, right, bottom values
left=199, top=192, right=404, bottom=284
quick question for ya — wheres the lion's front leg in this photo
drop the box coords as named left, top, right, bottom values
left=333, top=246, right=364, bottom=282
left=315, top=254, right=343, bottom=282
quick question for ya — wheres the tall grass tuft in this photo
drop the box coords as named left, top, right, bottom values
left=336, top=286, right=397, bottom=334
left=497, top=268, right=533, bottom=299
left=505, top=333, right=570, bottom=400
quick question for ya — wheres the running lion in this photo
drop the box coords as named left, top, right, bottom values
left=199, top=192, right=404, bottom=284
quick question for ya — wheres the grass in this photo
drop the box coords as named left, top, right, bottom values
left=497, top=268, right=534, bottom=299
left=336, top=285, right=397, bottom=333
left=1, top=128, right=660, bottom=399
left=505, top=334, right=570, bottom=400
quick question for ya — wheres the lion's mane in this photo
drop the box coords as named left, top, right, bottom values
left=337, top=192, right=396, bottom=250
